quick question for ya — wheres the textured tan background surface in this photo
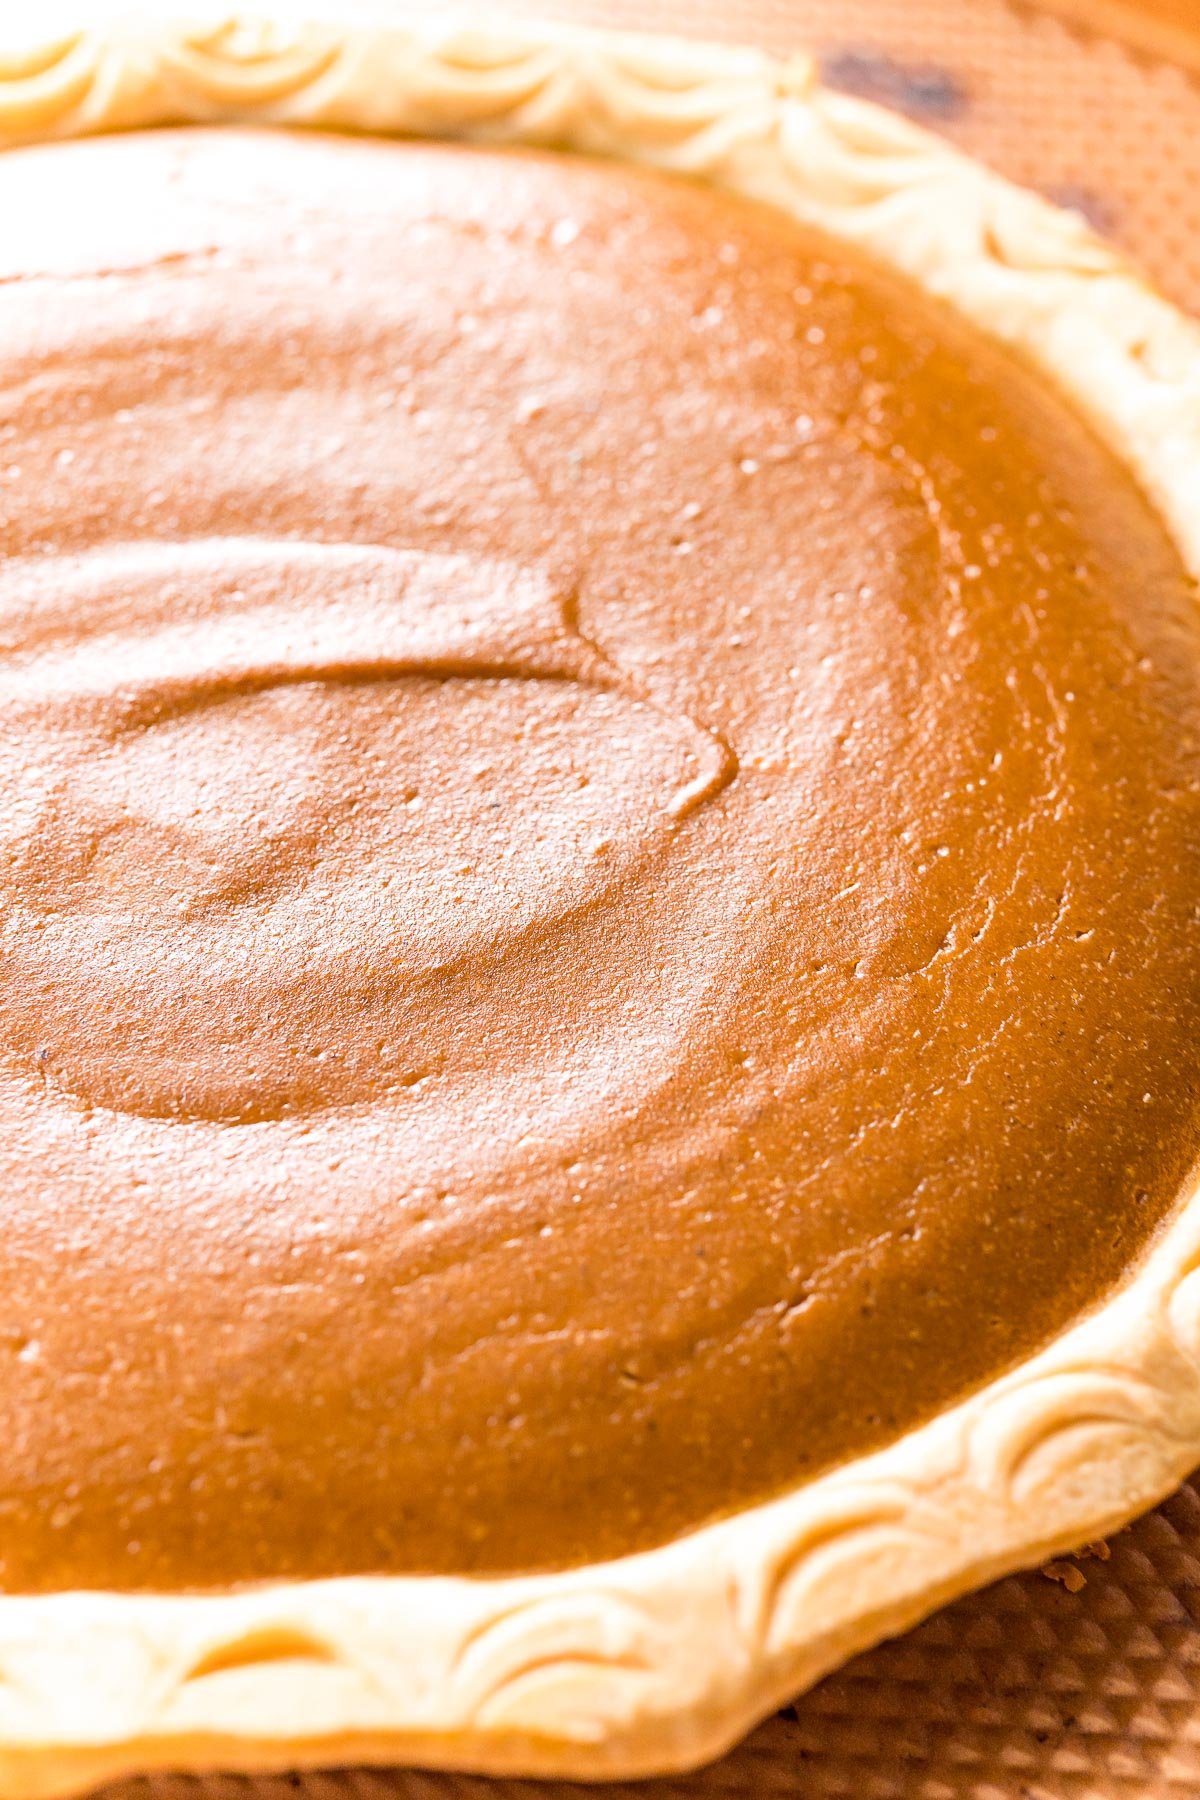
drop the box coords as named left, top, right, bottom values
left=470, top=0, right=1200, bottom=317
left=97, top=0, right=1200, bottom=1795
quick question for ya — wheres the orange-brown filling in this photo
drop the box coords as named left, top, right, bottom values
left=0, top=128, right=1197, bottom=1589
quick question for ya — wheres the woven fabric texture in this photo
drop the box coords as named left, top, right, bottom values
left=485, top=0, right=1200, bottom=316
left=109, top=1485, right=1200, bottom=1800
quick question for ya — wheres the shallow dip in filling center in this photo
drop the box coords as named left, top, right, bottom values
left=0, top=125, right=1197, bottom=1592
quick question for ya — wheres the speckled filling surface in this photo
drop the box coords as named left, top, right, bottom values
left=0, top=124, right=1197, bottom=1592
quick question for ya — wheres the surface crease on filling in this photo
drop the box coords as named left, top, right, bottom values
left=0, top=126, right=1197, bottom=1591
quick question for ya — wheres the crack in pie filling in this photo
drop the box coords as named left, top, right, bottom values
left=0, top=19, right=1199, bottom=1789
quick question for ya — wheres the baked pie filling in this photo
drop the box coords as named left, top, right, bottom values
left=0, top=125, right=1197, bottom=1595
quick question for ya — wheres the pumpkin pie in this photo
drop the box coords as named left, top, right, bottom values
left=0, top=13, right=1197, bottom=1796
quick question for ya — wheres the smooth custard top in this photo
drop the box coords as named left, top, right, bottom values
left=0, top=128, right=1197, bottom=1591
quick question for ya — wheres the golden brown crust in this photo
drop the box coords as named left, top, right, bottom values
left=0, top=10, right=1197, bottom=1796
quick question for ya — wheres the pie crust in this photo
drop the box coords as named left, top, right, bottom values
left=0, top=11, right=1198, bottom=1798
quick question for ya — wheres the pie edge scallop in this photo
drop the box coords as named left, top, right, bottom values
left=0, top=10, right=1198, bottom=1795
